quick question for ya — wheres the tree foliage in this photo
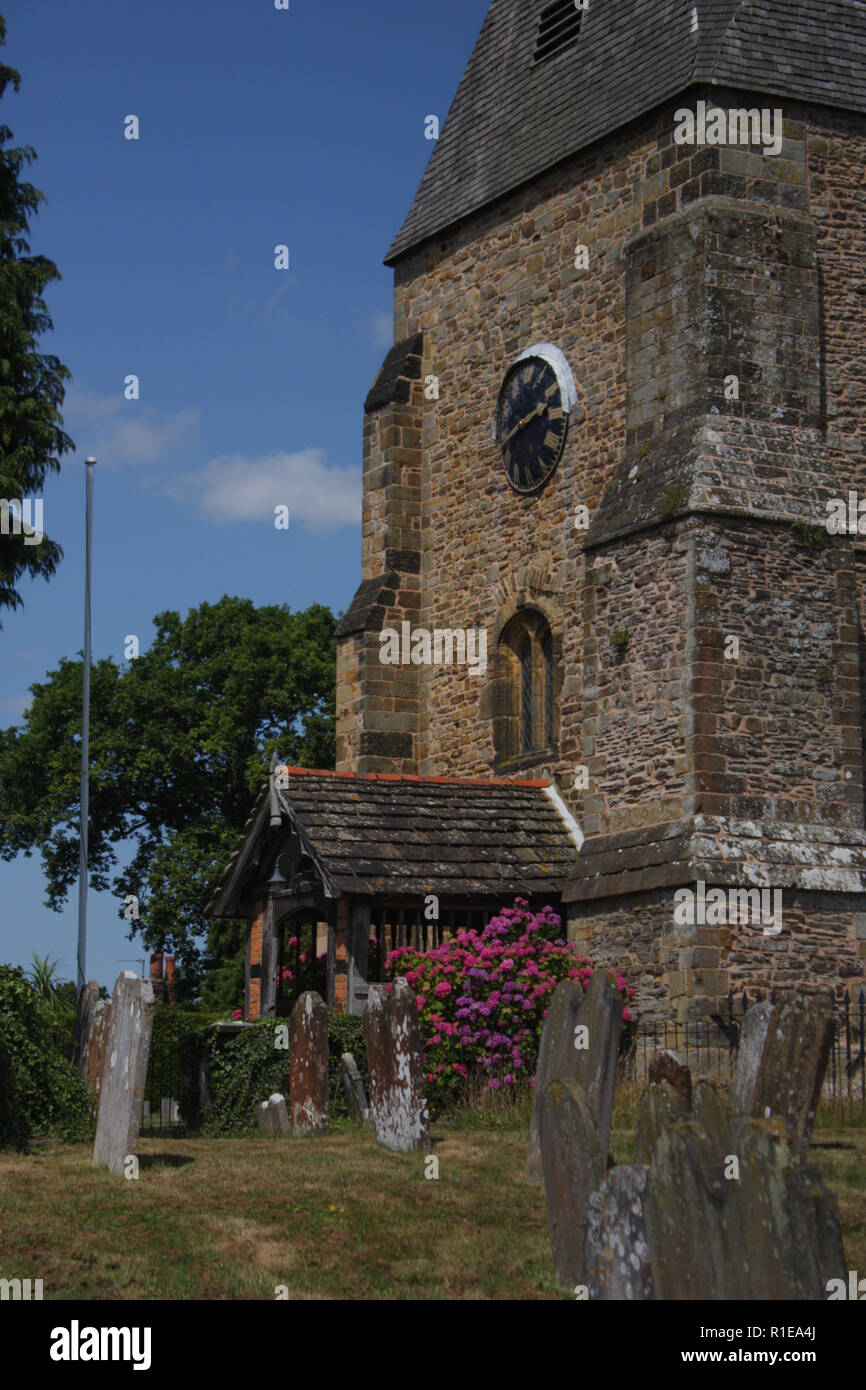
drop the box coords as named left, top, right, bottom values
left=0, top=596, right=337, bottom=999
left=0, top=15, right=72, bottom=618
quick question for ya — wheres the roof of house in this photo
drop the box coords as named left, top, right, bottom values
left=386, top=0, right=866, bottom=263
left=206, top=766, right=582, bottom=913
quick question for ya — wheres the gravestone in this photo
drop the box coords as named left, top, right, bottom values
left=643, top=1112, right=845, bottom=1299
left=691, top=1078, right=736, bottom=1157
left=84, top=998, right=112, bottom=1102
left=635, top=1080, right=688, bottom=1165
left=289, top=991, right=329, bottom=1136
left=258, top=1093, right=289, bottom=1137
left=734, top=1000, right=773, bottom=1112
left=750, top=991, right=835, bottom=1144
left=92, top=973, right=155, bottom=1177
left=586, top=1165, right=654, bottom=1301
left=340, top=1052, right=370, bottom=1126
left=647, top=1049, right=692, bottom=1108
left=527, top=970, right=622, bottom=1185
left=364, top=978, right=429, bottom=1153
left=526, top=980, right=583, bottom=1185
left=539, top=1078, right=605, bottom=1288
left=72, top=980, right=100, bottom=1075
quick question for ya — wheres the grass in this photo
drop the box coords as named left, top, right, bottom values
left=1, top=1086, right=863, bottom=1301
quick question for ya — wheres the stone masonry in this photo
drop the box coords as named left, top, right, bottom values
left=334, top=7, right=866, bottom=1019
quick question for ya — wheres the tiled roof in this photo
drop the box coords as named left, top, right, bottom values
left=386, top=0, right=866, bottom=263
left=207, top=767, right=581, bottom=911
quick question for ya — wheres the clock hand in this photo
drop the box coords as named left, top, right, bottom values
left=502, top=401, right=547, bottom=446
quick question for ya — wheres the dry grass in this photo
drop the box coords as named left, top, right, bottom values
left=0, top=1125, right=561, bottom=1301
left=1, top=1092, right=862, bottom=1301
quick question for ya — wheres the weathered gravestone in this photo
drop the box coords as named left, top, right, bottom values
left=635, top=1080, right=688, bottom=1165
left=289, top=991, right=329, bottom=1136
left=539, top=1078, right=605, bottom=1288
left=258, top=1093, right=289, bottom=1137
left=750, top=991, right=834, bottom=1145
left=92, top=973, right=155, bottom=1177
left=72, top=980, right=100, bottom=1075
left=643, top=1112, right=845, bottom=1299
left=586, top=1164, right=654, bottom=1301
left=647, top=1049, right=692, bottom=1108
left=364, top=978, right=429, bottom=1153
left=691, top=1078, right=737, bottom=1158
left=734, top=1000, right=773, bottom=1113
left=340, top=1052, right=370, bottom=1126
left=527, top=970, right=623, bottom=1185
left=84, top=998, right=112, bottom=1103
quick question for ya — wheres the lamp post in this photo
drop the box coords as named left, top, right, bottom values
left=76, top=458, right=96, bottom=995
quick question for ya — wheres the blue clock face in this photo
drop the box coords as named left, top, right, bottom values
left=496, top=355, right=568, bottom=495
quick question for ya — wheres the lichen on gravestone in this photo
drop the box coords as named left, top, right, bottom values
left=364, top=978, right=429, bottom=1154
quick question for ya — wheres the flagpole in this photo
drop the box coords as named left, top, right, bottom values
left=76, top=457, right=96, bottom=994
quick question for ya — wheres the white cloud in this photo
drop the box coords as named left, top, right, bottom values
left=64, top=388, right=200, bottom=468
left=167, top=449, right=360, bottom=534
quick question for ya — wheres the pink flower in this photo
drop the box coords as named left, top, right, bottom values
left=231, top=1009, right=243, bottom=1020
left=623, top=1007, right=633, bottom=1023
left=434, top=981, right=451, bottom=998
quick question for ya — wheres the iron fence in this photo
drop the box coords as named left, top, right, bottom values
left=620, top=988, right=866, bottom=1105
left=139, top=1015, right=187, bottom=1135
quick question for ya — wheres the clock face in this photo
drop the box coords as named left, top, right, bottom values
left=496, top=355, right=568, bottom=495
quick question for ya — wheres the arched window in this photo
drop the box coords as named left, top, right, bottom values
left=494, top=610, right=558, bottom=767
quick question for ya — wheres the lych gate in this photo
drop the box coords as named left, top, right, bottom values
left=204, top=760, right=582, bottom=1017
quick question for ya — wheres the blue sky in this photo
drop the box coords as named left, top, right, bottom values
left=0, top=0, right=489, bottom=991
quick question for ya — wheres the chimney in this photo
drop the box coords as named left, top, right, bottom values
left=164, top=955, right=175, bottom=982
left=149, top=951, right=164, bottom=981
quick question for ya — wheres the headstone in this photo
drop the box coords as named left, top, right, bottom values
left=734, top=1000, right=773, bottom=1112
left=92, top=973, right=155, bottom=1177
left=258, top=1093, right=289, bottom=1137
left=750, top=991, right=835, bottom=1144
left=340, top=1052, right=370, bottom=1126
left=527, top=970, right=623, bottom=1185
left=586, top=1165, right=655, bottom=1301
left=84, top=999, right=112, bottom=1102
left=691, top=1078, right=736, bottom=1157
left=539, top=1078, right=605, bottom=1288
left=364, top=978, right=430, bottom=1153
left=72, top=981, right=99, bottom=1075
left=643, top=1112, right=845, bottom=1299
left=647, top=1048, right=692, bottom=1108
left=289, top=991, right=329, bottom=1136
left=526, top=980, right=583, bottom=1185
left=635, top=1081, right=688, bottom=1164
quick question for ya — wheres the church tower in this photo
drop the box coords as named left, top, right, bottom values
left=337, top=0, right=866, bottom=1019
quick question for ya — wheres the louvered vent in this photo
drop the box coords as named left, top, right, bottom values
left=533, top=0, right=584, bottom=65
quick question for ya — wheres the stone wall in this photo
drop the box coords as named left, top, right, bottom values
left=335, top=84, right=866, bottom=1012
left=341, top=88, right=866, bottom=801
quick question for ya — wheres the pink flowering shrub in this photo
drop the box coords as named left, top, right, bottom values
left=386, top=898, right=635, bottom=1112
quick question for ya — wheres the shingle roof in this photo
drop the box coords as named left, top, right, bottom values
left=276, top=767, right=580, bottom=897
left=386, top=0, right=866, bottom=263
left=207, top=767, right=581, bottom=911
